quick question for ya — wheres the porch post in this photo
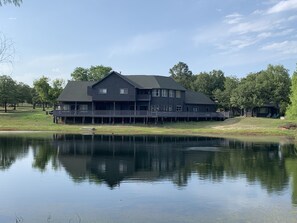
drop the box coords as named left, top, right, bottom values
left=113, top=101, right=115, bottom=124
left=113, top=102, right=115, bottom=115
left=75, top=101, right=77, bottom=115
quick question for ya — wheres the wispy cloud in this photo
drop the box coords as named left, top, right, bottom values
left=267, top=0, right=297, bottom=14
left=262, top=41, right=297, bottom=54
left=193, top=0, right=297, bottom=55
left=108, top=31, right=172, bottom=58
left=224, top=13, right=243, bottom=24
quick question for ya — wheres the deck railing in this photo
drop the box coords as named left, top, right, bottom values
left=53, top=110, right=226, bottom=118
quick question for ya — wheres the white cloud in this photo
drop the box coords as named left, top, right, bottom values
left=224, top=13, right=243, bottom=24
left=108, top=32, right=172, bottom=58
left=267, top=0, right=297, bottom=14
left=261, top=41, right=297, bottom=54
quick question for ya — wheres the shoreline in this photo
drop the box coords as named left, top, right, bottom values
left=0, top=128, right=294, bottom=144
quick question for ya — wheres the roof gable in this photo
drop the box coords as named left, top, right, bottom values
left=91, top=71, right=137, bottom=88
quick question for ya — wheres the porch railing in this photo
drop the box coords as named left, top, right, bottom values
left=53, top=110, right=226, bottom=118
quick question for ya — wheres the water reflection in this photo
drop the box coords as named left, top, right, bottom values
left=1, top=134, right=297, bottom=205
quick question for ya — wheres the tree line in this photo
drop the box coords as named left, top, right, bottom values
left=170, top=62, right=294, bottom=116
left=0, top=75, right=64, bottom=112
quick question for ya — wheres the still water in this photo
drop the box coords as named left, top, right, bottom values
left=1, top=134, right=297, bottom=223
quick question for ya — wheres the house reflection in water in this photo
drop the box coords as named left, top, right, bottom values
left=53, top=134, right=227, bottom=188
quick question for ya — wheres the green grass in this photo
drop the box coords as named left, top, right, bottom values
left=1, top=106, right=297, bottom=139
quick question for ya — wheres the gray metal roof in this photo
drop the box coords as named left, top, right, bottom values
left=185, top=90, right=216, bottom=105
left=125, top=75, right=186, bottom=90
left=57, top=81, right=95, bottom=102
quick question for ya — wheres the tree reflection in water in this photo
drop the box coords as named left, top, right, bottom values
left=1, top=134, right=297, bottom=204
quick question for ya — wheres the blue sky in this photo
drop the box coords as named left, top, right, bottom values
left=0, top=0, right=297, bottom=85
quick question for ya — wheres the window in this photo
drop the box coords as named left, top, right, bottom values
left=79, top=104, right=88, bottom=111
left=176, top=90, right=181, bottom=98
left=152, top=89, right=160, bottom=97
left=169, top=90, right=174, bottom=98
left=161, top=89, right=168, bottom=97
left=99, top=88, right=107, bottom=94
left=176, top=105, right=182, bottom=112
left=193, top=107, right=198, bottom=112
left=168, top=105, right=172, bottom=112
left=120, top=88, right=128, bottom=94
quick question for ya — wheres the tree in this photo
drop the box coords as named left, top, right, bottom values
left=191, top=72, right=212, bottom=95
left=286, top=65, right=297, bottom=119
left=15, top=82, right=32, bottom=105
left=33, top=76, right=51, bottom=111
left=0, top=33, right=14, bottom=66
left=71, top=65, right=112, bottom=81
left=71, top=67, right=89, bottom=81
left=0, top=75, right=17, bottom=112
left=49, top=79, right=65, bottom=108
left=169, top=62, right=193, bottom=89
left=213, top=76, right=239, bottom=111
left=191, top=70, right=225, bottom=99
left=230, top=73, right=263, bottom=116
left=0, top=0, right=22, bottom=6
left=89, top=65, right=112, bottom=81
left=260, top=64, right=291, bottom=114
left=31, top=88, right=41, bottom=109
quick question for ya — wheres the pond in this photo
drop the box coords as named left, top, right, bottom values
left=0, top=134, right=297, bottom=223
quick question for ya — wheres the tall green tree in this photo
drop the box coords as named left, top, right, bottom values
left=286, top=66, right=297, bottom=119
left=214, top=76, right=239, bottom=111
left=169, top=62, right=193, bottom=89
left=16, top=82, right=32, bottom=105
left=191, top=70, right=225, bottom=99
left=230, top=73, right=263, bottom=116
left=33, top=76, right=51, bottom=111
left=71, top=67, right=89, bottom=81
left=0, top=75, right=17, bottom=112
left=49, top=79, right=65, bottom=108
left=31, top=88, right=41, bottom=109
left=71, top=65, right=112, bottom=81
left=89, top=65, right=112, bottom=81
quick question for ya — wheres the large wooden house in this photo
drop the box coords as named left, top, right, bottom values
left=53, top=71, right=224, bottom=124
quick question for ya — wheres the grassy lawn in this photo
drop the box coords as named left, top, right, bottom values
left=0, top=106, right=297, bottom=138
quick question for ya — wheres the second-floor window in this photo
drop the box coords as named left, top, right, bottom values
left=152, top=89, right=160, bottom=97
left=169, top=90, right=174, bottom=98
left=120, top=88, right=128, bottom=94
left=161, top=89, right=168, bottom=97
left=176, top=90, right=181, bottom=98
left=99, top=88, right=107, bottom=94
